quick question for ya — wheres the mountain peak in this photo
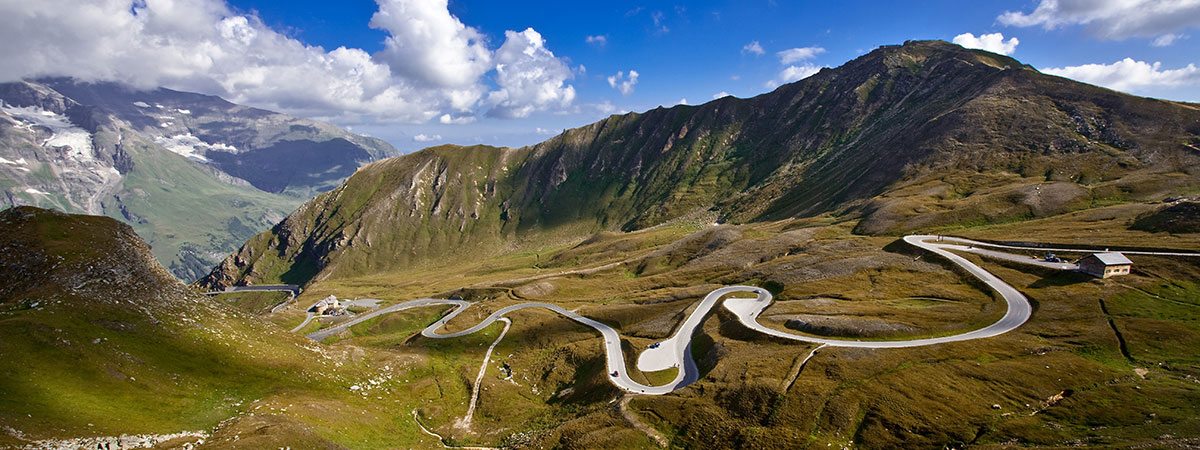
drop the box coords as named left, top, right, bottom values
left=879, top=39, right=1024, bottom=65
left=200, top=41, right=1200, bottom=288
left=785, top=39, right=1028, bottom=91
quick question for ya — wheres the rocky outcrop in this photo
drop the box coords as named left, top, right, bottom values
left=16, top=431, right=208, bottom=450
left=1130, top=200, right=1200, bottom=234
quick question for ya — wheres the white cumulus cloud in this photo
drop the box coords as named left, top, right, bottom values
left=0, top=0, right=579, bottom=127
left=998, top=0, right=1200, bottom=43
left=1042, top=58, right=1200, bottom=91
left=742, top=41, right=765, bottom=56
left=952, top=32, right=1020, bottom=55
left=486, top=28, right=576, bottom=118
left=585, top=35, right=607, bottom=47
left=763, top=45, right=825, bottom=88
left=439, top=113, right=476, bottom=125
left=607, top=70, right=639, bottom=96
left=712, top=91, right=732, bottom=99
left=370, top=0, right=491, bottom=89
left=412, top=133, right=442, bottom=142
left=766, top=65, right=821, bottom=88
left=776, top=46, right=825, bottom=64
left=0, top=1, right=430, bottom=121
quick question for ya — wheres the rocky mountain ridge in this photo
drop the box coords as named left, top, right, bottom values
left=0, top=78, right=400, bottom=279
left=200, top=40, right=1200, bottom=289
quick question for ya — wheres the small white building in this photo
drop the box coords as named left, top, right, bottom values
left=1078, top=252, right=1133, bottom=278
left=312, top=295, right=341, bottom=315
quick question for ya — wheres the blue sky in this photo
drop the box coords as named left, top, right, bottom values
left=230, top=0, right=1200, bottom=150
left=4, top=0, right=1199, bottom=151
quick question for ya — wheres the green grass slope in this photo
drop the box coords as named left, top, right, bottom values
left=286, top=205, right=1200, bottom=448
left=110, top=133, right=300, bottom=280
left=0, top=207, right=455, bottom=448
left=4, top=202, right=1199, bottom=447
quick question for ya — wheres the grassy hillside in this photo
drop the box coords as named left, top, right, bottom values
left=0, top=207, right=480, bottom=448
left=282, top=202, right=1200, bottom=448
left=6, top=201, right=1200, bottom=447
left=111, top=133, right=300, bottom=279
left=203, top=41, right=1199, bottom=290
left=210, top=290, right=292, bottom=315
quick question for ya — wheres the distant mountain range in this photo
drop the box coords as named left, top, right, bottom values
left=199, top=40, right=1200, bottom=289
left=0, top=78, right=398, bottom=280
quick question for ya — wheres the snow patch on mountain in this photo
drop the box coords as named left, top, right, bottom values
left=1, top=103, right=121, bottom=213
left=154, top=133, right=238, bottom=162
left=46, top=130, right=95, bottom=162
left=1, top=104, right=95, bottom=162
left=0, top=157, right=31, bottom=172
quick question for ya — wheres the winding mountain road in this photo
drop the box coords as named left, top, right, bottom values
left=935, top=236, right=1200, bottom=257
left=204, top=284, right=301, bottom=297
left=300, top=235, right=1198, bottom=395
left=720, top=235, right=1032, bottom=348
